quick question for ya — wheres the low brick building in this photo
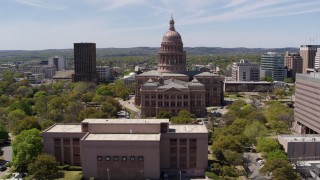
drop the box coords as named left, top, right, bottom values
left=43, top=119, right=208, bottom=179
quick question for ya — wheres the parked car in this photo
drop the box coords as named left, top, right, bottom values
left=0, top=165, right=7, bottom=171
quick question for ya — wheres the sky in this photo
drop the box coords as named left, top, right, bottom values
left=1, top=0, right=320, bottom=50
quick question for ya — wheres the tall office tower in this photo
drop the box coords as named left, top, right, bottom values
left=72, top=43, right=97, bottom=83
left=157, top=17, right=186, bottom=73
left=231, top=59, right=260, bottom=81
left=300, top=45, right=319, bottom=73
left=48, top=56, right=67, bottom=71
left=294, top=72, right=320, bottom=134
left=284, top=52, right=303, bottom=81
left=260, top=52, right=287, bottom=81
left=314, top=48, right=320, bottom=70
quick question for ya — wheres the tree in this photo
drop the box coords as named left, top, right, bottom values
left=156, top=111, right=173, bottom=119
left=8, top=109, right=26, bottom=133
left=170, top=110, right=195, bottom=124
left=227, top=100, right=247, bottom=111
left=256, top=138, right=281, bottom=153
left=222, top=110, right=237, bottom=125
left=267, top=150, right=287, bottom=161
left=211, top=135, right=243, bottom=156
left=27, top=154, right=59, bottom=179
left=264, top=76, right=273, bottom=82
left=222, top=150, right=242, bottom=165
left=12, top=128, right=43, bottom=172
left=243, top=121, right=268, bottom=145
left=0, top=123, right=9, bottom=141
left=246, top=111, right=267, bottom=124
left=274, top=88, right=286, bottom=99
left=284, top=78, right=293, bottom=83
left=260, top=159, right=298, bottom=180
left=12, top=116, right=41, bottom=135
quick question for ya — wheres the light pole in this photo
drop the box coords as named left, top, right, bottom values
left=179, top=171, right=181, bottom=180
left=107, top=168, right=110, bottom=180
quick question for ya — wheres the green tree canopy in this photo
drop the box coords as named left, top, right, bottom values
left=0, top=123, right=9, bottom=141
left=12, top=128, right=43, bottom=172
left=267, top=149, right=287, bottom=161
left=12, top=116, right=41, bottom=135
left=27, top=153, right=59, bottom=179
left=170, top=110, right=195, bottom=124
left=222, top=150, right=242, bottom=165
left=156, top=111, right=173, bottom=119
left=256, top=138, right=281, bottom=153
left=260, top=159, right=298, bottom=180
left=243, top=121, right=268, bottom=145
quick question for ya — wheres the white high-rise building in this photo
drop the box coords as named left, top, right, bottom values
left=48, top=56, right=67, bottom=71
left=96, top=66, right=113, bottom=83
left=314, top=48, right=320, bottom=70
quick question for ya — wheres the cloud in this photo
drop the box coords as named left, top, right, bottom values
left=177, top=0, right=320, bottom=25
left=100, top=0, right=146, bottom=11
left=13, top=0, right=64, bottom=10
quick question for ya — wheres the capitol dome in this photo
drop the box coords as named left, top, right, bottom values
left=157, top=17, right=186, bottom=73
left=162, top=18, right=182, bottom=43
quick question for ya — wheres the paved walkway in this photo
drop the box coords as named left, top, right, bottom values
left=117, top=96, right=140, bottom=114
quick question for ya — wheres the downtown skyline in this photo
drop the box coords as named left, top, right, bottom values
left=1, top=0, right=320, bottom=50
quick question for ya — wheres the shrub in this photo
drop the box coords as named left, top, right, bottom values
left=68, top=166, right=82, bottom=171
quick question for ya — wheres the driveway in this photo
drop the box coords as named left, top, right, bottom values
left=243, top=152, right=270, bottom=180
left=0, top=143, right=12, bottom=178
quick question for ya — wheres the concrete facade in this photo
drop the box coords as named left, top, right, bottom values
left=48, top=56, right=67, bottom=71
left=314, top=48, right=320, bottom=70
left=224, top=81, right=273, bottom=92
left=42, top=119, right=208, bottom=180
left=96, top=66, right=113, bottom=83
left=231, top=59, right=260, bottom=81
left=294, top=72, right=320, bottom=134
left=278, top=134, right=320, bottom=160
left=300, top=45, right=320, bottom=74
left=284, top=52, right=303, bottom=81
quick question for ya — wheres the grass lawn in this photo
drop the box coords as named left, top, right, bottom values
left=56, top=171, right=82, bottom=180
left=24, top=171, right=82, bottom=180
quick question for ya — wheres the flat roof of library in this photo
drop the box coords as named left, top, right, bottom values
left=84, top=133, right=160, bottom=141
left=279, top=134, right=320, bottom=142
left=46, top=124, right=82, bottom=133
left=169, top=124, right=208, bottom=133
left=82, top=118, right=169, bottom=124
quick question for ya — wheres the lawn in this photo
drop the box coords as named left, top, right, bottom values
left=23, top=171, right=82, bottom=180
left=55, top=171, right=82, bottom=180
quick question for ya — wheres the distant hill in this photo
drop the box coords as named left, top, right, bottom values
left=0, top=47, right=299, bottom=62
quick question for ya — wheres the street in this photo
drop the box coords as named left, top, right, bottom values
left=243, top=152, right=270, bottom=180
left=0, top=143, right=12, bottom=178
left=117, top=96, right=140, bottom=115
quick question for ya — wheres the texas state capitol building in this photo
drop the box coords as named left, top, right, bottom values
left=43, top=119, right=208, bottom=179
left=135, top=18, right=224, bottom=117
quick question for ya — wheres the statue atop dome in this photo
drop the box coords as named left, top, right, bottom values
left=169, top=16, right=175, bottom=31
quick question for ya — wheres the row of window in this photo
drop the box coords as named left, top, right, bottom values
left=150, top=94, right=204, bottom=99
left=97, top=156, right=144, bottom=162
